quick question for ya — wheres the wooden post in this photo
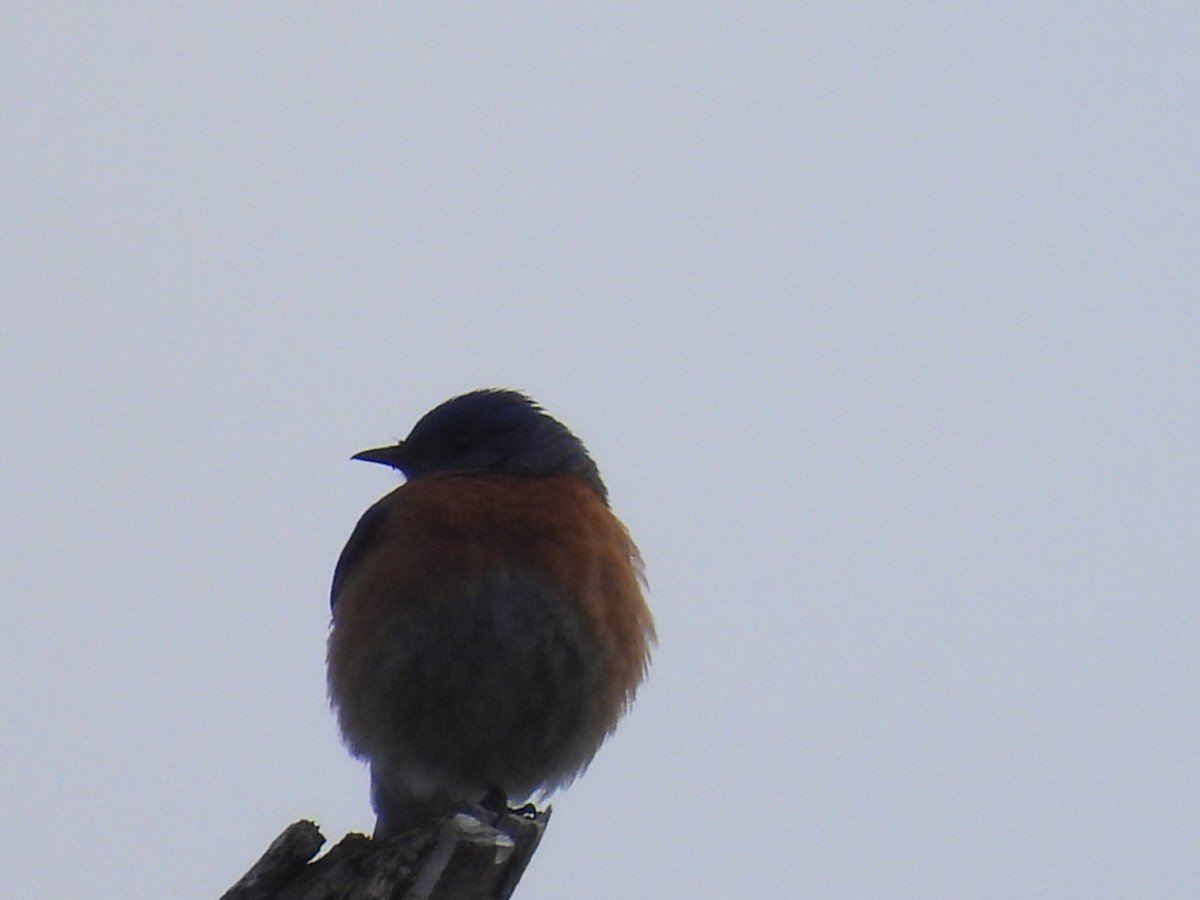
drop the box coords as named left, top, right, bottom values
left=220, top=805, right=550, bottom=900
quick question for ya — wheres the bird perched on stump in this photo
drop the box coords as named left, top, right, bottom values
left=327, top=389, right=655, bottom=838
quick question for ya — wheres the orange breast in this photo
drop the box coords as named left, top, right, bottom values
left=327, top=474, right=654, bottom=785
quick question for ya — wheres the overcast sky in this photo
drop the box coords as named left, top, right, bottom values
left=2, top=5, right=1197, bottom=898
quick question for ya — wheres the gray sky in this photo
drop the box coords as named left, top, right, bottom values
left=2, top=5, right=1196, bottom=898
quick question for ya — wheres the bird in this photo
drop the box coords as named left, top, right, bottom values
left=327, top=388, right=655, bottom=838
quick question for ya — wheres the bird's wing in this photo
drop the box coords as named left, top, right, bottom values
left=331, top=495, right=392, bottom=611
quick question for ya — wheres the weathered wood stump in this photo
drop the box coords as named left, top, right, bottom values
left=220, top=804, right=550, bottom=900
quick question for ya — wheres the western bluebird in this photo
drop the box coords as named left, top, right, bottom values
left=327, top=389, right=655, bottom=837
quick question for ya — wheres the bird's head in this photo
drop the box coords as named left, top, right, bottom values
left=352, top=389, right=607, bottom=500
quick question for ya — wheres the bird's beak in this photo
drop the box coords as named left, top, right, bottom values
left=351, top=442, right=408, bottom=469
